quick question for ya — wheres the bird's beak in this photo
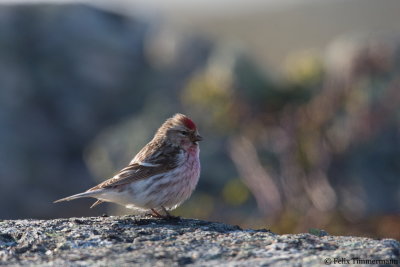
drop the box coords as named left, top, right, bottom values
left=193, top=134, right=203, bottom=142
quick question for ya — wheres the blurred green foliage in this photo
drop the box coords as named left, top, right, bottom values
left=222, top=179, right=249, bottom=206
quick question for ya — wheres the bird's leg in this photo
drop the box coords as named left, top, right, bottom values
left=150, top=208, right=164, bottom=218
left=150, top=207, right=180, bottom=220
left=161, top=206, right=171, bottom=217
left=161, top=206, right=180, bottom=220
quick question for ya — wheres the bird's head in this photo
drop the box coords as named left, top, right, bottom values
left=156, top=113, right=202, bottom=148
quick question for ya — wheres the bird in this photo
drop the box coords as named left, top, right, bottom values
left=54, top=113, right=202, bottom=218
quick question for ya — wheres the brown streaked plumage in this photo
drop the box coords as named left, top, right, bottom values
left=54, top=113, right=202, bottom=218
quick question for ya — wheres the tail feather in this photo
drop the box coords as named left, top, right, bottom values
left=90, top=200, right=105, bottom=208
left=53, top=190, right=102, bottom=203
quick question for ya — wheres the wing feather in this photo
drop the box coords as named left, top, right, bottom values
left=89, top=144, right=181, bottom=191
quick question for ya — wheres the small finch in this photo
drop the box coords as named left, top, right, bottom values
left=54, top=113, right=202, bottom=218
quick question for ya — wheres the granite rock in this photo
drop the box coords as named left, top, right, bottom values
left=0, top=216, right=398, bottom=266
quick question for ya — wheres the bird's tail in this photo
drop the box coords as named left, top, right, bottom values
left=53, top=190, right=102, bottom=203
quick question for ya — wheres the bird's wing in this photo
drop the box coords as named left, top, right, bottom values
left=89, top=145, right=182, bottom=191
left=88, top=163, right=172, bottom=190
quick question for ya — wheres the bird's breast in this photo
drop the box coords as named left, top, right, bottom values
left=183, top=146, right=200, bottom=182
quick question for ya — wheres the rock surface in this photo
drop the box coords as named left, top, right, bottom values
left=0, top=216, right=399, bottom=266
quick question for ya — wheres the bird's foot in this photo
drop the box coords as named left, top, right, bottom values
left=161, top=206, right=181, bottom=221
left=149, top=207, right=181, bottom=221
left=165, top=215, right=181, bottom=221
left=149, top=208, right=164, bottom=218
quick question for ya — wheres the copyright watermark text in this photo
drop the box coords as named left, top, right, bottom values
left=324, top=257, right=398, bottom=265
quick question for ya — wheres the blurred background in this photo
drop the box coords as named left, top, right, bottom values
left=0, top=0, right=399, bottom=240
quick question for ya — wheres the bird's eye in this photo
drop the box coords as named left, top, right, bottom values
left=180, top=131, right=189, bottom=136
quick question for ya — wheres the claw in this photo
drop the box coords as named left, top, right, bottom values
left=161, top=206, right=180, bottom=220
left=150, top=208, right=164, bottom=218
left=149, top=207, right=180, bottom=220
